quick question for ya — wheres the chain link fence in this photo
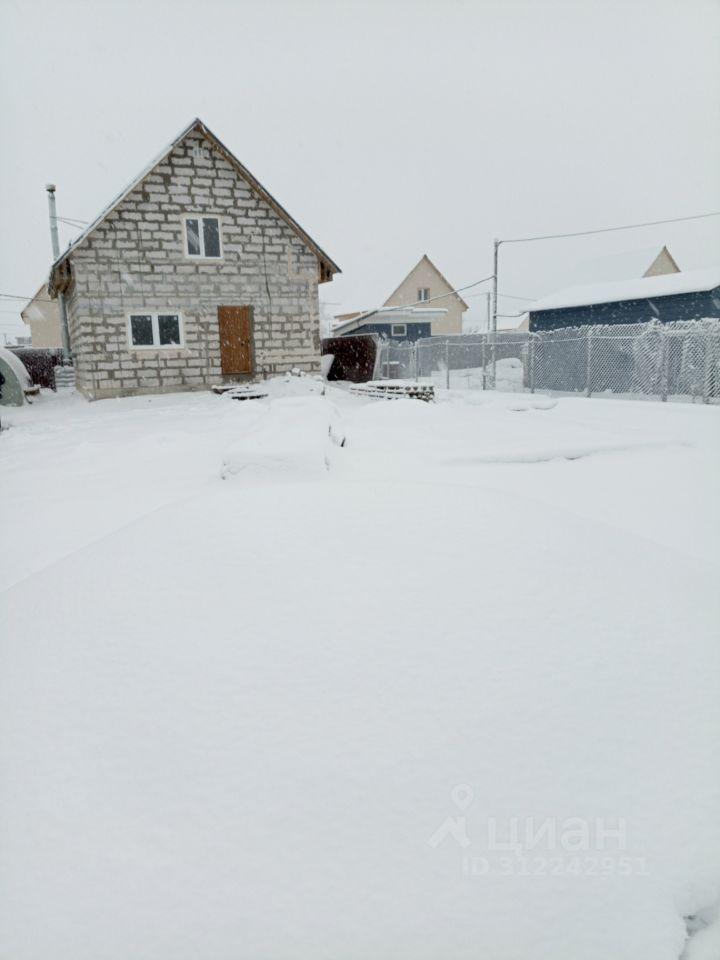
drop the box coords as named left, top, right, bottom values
left=376, top=319, right=720, bottom=403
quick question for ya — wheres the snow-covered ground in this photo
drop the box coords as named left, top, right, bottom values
left=1, top=380, right=719, bottom=960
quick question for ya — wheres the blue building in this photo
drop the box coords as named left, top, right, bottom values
left=529, top=267, right=720, bottom=332
left=332, top=305, right=448, bottom=342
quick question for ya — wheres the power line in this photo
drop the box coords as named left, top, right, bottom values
left=354, top=273, right=495, bottom=325
left=53, top=216, right=89, bottom=228
left=466, top=290, right=536, bottom=302
left=390, top=273, right=495, bottom=309
left=500, top=210, right=720, bottom=245
left=0, top=292, right=55, bottom=304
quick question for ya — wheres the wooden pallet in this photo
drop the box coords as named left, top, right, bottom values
left=350, top=381, right=435, bottom=402
left=213, top=384, right=269, bottom=401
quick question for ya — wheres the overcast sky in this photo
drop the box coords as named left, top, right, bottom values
left=1, top=0, right=718, bottom=339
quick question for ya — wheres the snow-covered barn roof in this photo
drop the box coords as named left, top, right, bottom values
left=332, top=305, right=447, bottom=335
left=529, top=266, right=720, bottom=314
left=48, top=118, right=340, bottom=293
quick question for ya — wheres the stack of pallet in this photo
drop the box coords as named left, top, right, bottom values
left=212, top=383, right=269, bottom=401
left=349, top=381, right=434, bottom=402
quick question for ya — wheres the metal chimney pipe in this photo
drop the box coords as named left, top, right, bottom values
left=46, top=184, right=72, bottom=363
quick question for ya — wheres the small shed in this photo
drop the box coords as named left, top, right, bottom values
left=331, top=306, right=448, bottom=342
left=321, top=335, right=380, bottom=382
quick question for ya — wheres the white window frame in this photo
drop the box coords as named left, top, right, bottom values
left=391, top=323, right=407, bottom=337
left=417, top=287, right=430, bottom=302
left=182, top=214, right=223, bottom=260
left=127, top=311, right=185, bottom=350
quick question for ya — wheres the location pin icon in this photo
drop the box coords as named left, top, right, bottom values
left=451, top=784, right=474, bottom=811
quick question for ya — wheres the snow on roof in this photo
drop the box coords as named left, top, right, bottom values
left=567, top=246, right=677, bottom=285
left=0, top=346, right=33, bottom=391
left=332, top=305, right=447, bottom=335
left=20, top=283, right=51, bottom=320
left=529, top=266, right=720, bottom=314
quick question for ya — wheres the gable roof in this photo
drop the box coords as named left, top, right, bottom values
left=20, top=283, right=51, bottom=320
left=383, top=254, right=469, bottom=310
left=529, top=266, right=720, bottom=314
left=48, top=118, right=340, bottom=289
left=567, top=245, right=680, bottom=286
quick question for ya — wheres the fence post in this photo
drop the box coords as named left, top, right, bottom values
left=528, top=335, right=536, bottom=394
left=481, top=339, right=487, bottom=390
left=660, top=328, right=669, bottom=402
left=445, top=340, right=450, bottom=390
left=702, top=332, right=713, bottom=404
left=585, top=327, right=593, bottom=398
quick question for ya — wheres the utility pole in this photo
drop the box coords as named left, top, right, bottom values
left=46, top=184, right=72, bottom=363
left=490, top=237, right=500, bottom=387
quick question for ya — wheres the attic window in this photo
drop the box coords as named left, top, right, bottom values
left=192, top=144, right=206, bottom=159
left=417, top=288, right=430, bottom=301
left=184, top=216, right=222, bottom=259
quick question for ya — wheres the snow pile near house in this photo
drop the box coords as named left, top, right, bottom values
left=221, top=395, right=344, bottom=480
left=495, top=355, right=525, bottom=390
left=1, top=384, right=719, bottom=960
left=334, top=390, right=684, bottom=477
left=429, top=357, right=524, bottom=392
left=683, top=901, right=720, bottom=959
left=262, top=369, right=327, bottom=398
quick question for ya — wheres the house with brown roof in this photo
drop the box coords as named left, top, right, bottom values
left=48, top=118, right=340, bottom=400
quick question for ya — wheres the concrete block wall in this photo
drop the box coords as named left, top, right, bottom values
left=65, top=130, right=324, bottom=400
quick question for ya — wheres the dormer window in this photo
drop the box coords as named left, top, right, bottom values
left=184, top=216, right=222, bottom=258
left=418, top=287, right=430, bottom=301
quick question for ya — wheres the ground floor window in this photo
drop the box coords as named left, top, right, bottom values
left=128, top=312, right=183, bottom=348
left=391, top=323, right=407, bottom=337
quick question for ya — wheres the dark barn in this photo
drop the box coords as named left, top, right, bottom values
left=529, top=268, right=720, bottom=332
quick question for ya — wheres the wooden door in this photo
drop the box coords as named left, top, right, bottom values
left=218, top=306, right=254, bottom=375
